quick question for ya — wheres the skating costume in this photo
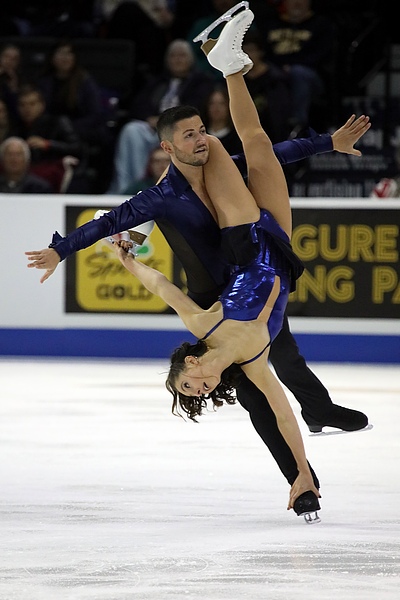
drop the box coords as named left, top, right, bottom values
left=202, top=209, right=304, bottom=362
left=203, top=313, right=270, bottom=365
left=48, top=133, right=332, bottom=488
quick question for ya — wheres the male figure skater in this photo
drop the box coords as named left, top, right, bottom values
left=26, top=11, right=369, bottom=492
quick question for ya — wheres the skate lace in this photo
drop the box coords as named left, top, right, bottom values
left=231, top=21, right=252, bottom=55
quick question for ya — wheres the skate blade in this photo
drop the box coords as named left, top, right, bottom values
left=301, top=511, right=321, bottom=524
left=193, top=1, right=249, bottom=43
left=309, top=423, right=374, bottom=437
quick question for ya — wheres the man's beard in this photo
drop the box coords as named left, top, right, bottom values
left=173, top=145, right=209, bottom=167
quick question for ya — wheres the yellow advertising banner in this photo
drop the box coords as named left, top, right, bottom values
left=66, top=205, right=399, bottom=319
left=288, top=207, right=400, bottom=318
left=74, top=209, right=173, bottom=313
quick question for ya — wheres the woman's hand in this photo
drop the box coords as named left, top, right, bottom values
left=287, top=472, right=321, bottom=510
left=113, top=239, right=135, bottom=263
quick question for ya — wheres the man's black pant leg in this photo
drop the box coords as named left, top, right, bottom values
left=236, top=373, right=319, bottom=488
left=269, top=312, right=333, bottom=422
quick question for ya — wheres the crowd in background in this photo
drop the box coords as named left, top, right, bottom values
left=0, top=0, right=392, bottom=195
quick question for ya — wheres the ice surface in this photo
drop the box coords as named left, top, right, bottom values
left=0, top=358, right=399, bottom=599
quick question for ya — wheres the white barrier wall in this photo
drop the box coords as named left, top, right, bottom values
left=3, top=195, right=182, bottom=331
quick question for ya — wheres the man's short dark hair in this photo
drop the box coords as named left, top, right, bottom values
left=157, top=105, right=200, bottom=142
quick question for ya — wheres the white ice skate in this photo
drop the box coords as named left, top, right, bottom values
left=94, top=209, right=154, bottom=256
left=193, top=2, right=254, bottom=78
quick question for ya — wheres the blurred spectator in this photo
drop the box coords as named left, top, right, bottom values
left=0, top=1, right=20, bottom=35
left=0, top=44, right=24, bottom=119
left=251, top=0, right=285, bottom=18
left=123, top=146, right=171, bottom=195
left=102, top=0, right=177, bottom=87
left=37, top=39, right=127, bottom=194
left=0, top=136, right=53, bottom=193
left=5, top=1, right=97, bottom=37
left=11, top=84, right=87, bottom=192
left=171, top=1, right=217, bottom=41
left=257, top=0, right=335, bottom=135
left=242, top=30, right=291, bottom=143
left=108, top=39, right=214, bottom=194
left=37, top=40, right=107, bottom=147
left=0, top=98, right=14, bottom=144
left=99, top=0, right=175, bottom=26
left=202, top=85, right=242, bottom=155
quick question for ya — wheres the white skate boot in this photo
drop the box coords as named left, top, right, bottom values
left=94, top=209, right=154, bottom=256
left=193, top=3, right=254, bottom=77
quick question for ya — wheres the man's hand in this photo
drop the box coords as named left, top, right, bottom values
left=331, top=114, right=371, bottom=156
left=25, top=248, right=61, bottom=283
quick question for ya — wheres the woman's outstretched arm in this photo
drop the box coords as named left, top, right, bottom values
left=113, top=241, right=202, bottom=329
left=242, top=358, right=320, bottom=509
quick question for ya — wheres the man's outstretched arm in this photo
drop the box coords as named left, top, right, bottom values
left=232, top=114, right=371, bottom=174
left=25, top=187, right=164, bottom=282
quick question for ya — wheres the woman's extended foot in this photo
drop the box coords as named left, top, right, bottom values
left=195, top=8, right=254, bottom=78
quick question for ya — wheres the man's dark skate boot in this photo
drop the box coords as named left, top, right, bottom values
left=294, top=491, right=321, bottom=524
left=305, top=404, right=369, bottom=434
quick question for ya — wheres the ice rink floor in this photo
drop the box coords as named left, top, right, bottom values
left=1, top=357, right=399, bottom=600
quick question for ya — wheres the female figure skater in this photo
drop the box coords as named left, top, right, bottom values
left=113, top=4, right=321, bottom=521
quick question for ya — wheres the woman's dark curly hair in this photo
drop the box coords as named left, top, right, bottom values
left=165, top=339, right=243, bottom=422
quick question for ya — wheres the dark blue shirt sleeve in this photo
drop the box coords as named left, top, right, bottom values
left=50, top=187, right=165, bottom=261
left=232, top=130, right=333, bottom=174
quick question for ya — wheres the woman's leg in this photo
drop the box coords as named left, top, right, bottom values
left=197, top=6, right=291, bottom=234
left=203, top=135, right=260, bottom=229
left=225, top=72, right=292, bottom=237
